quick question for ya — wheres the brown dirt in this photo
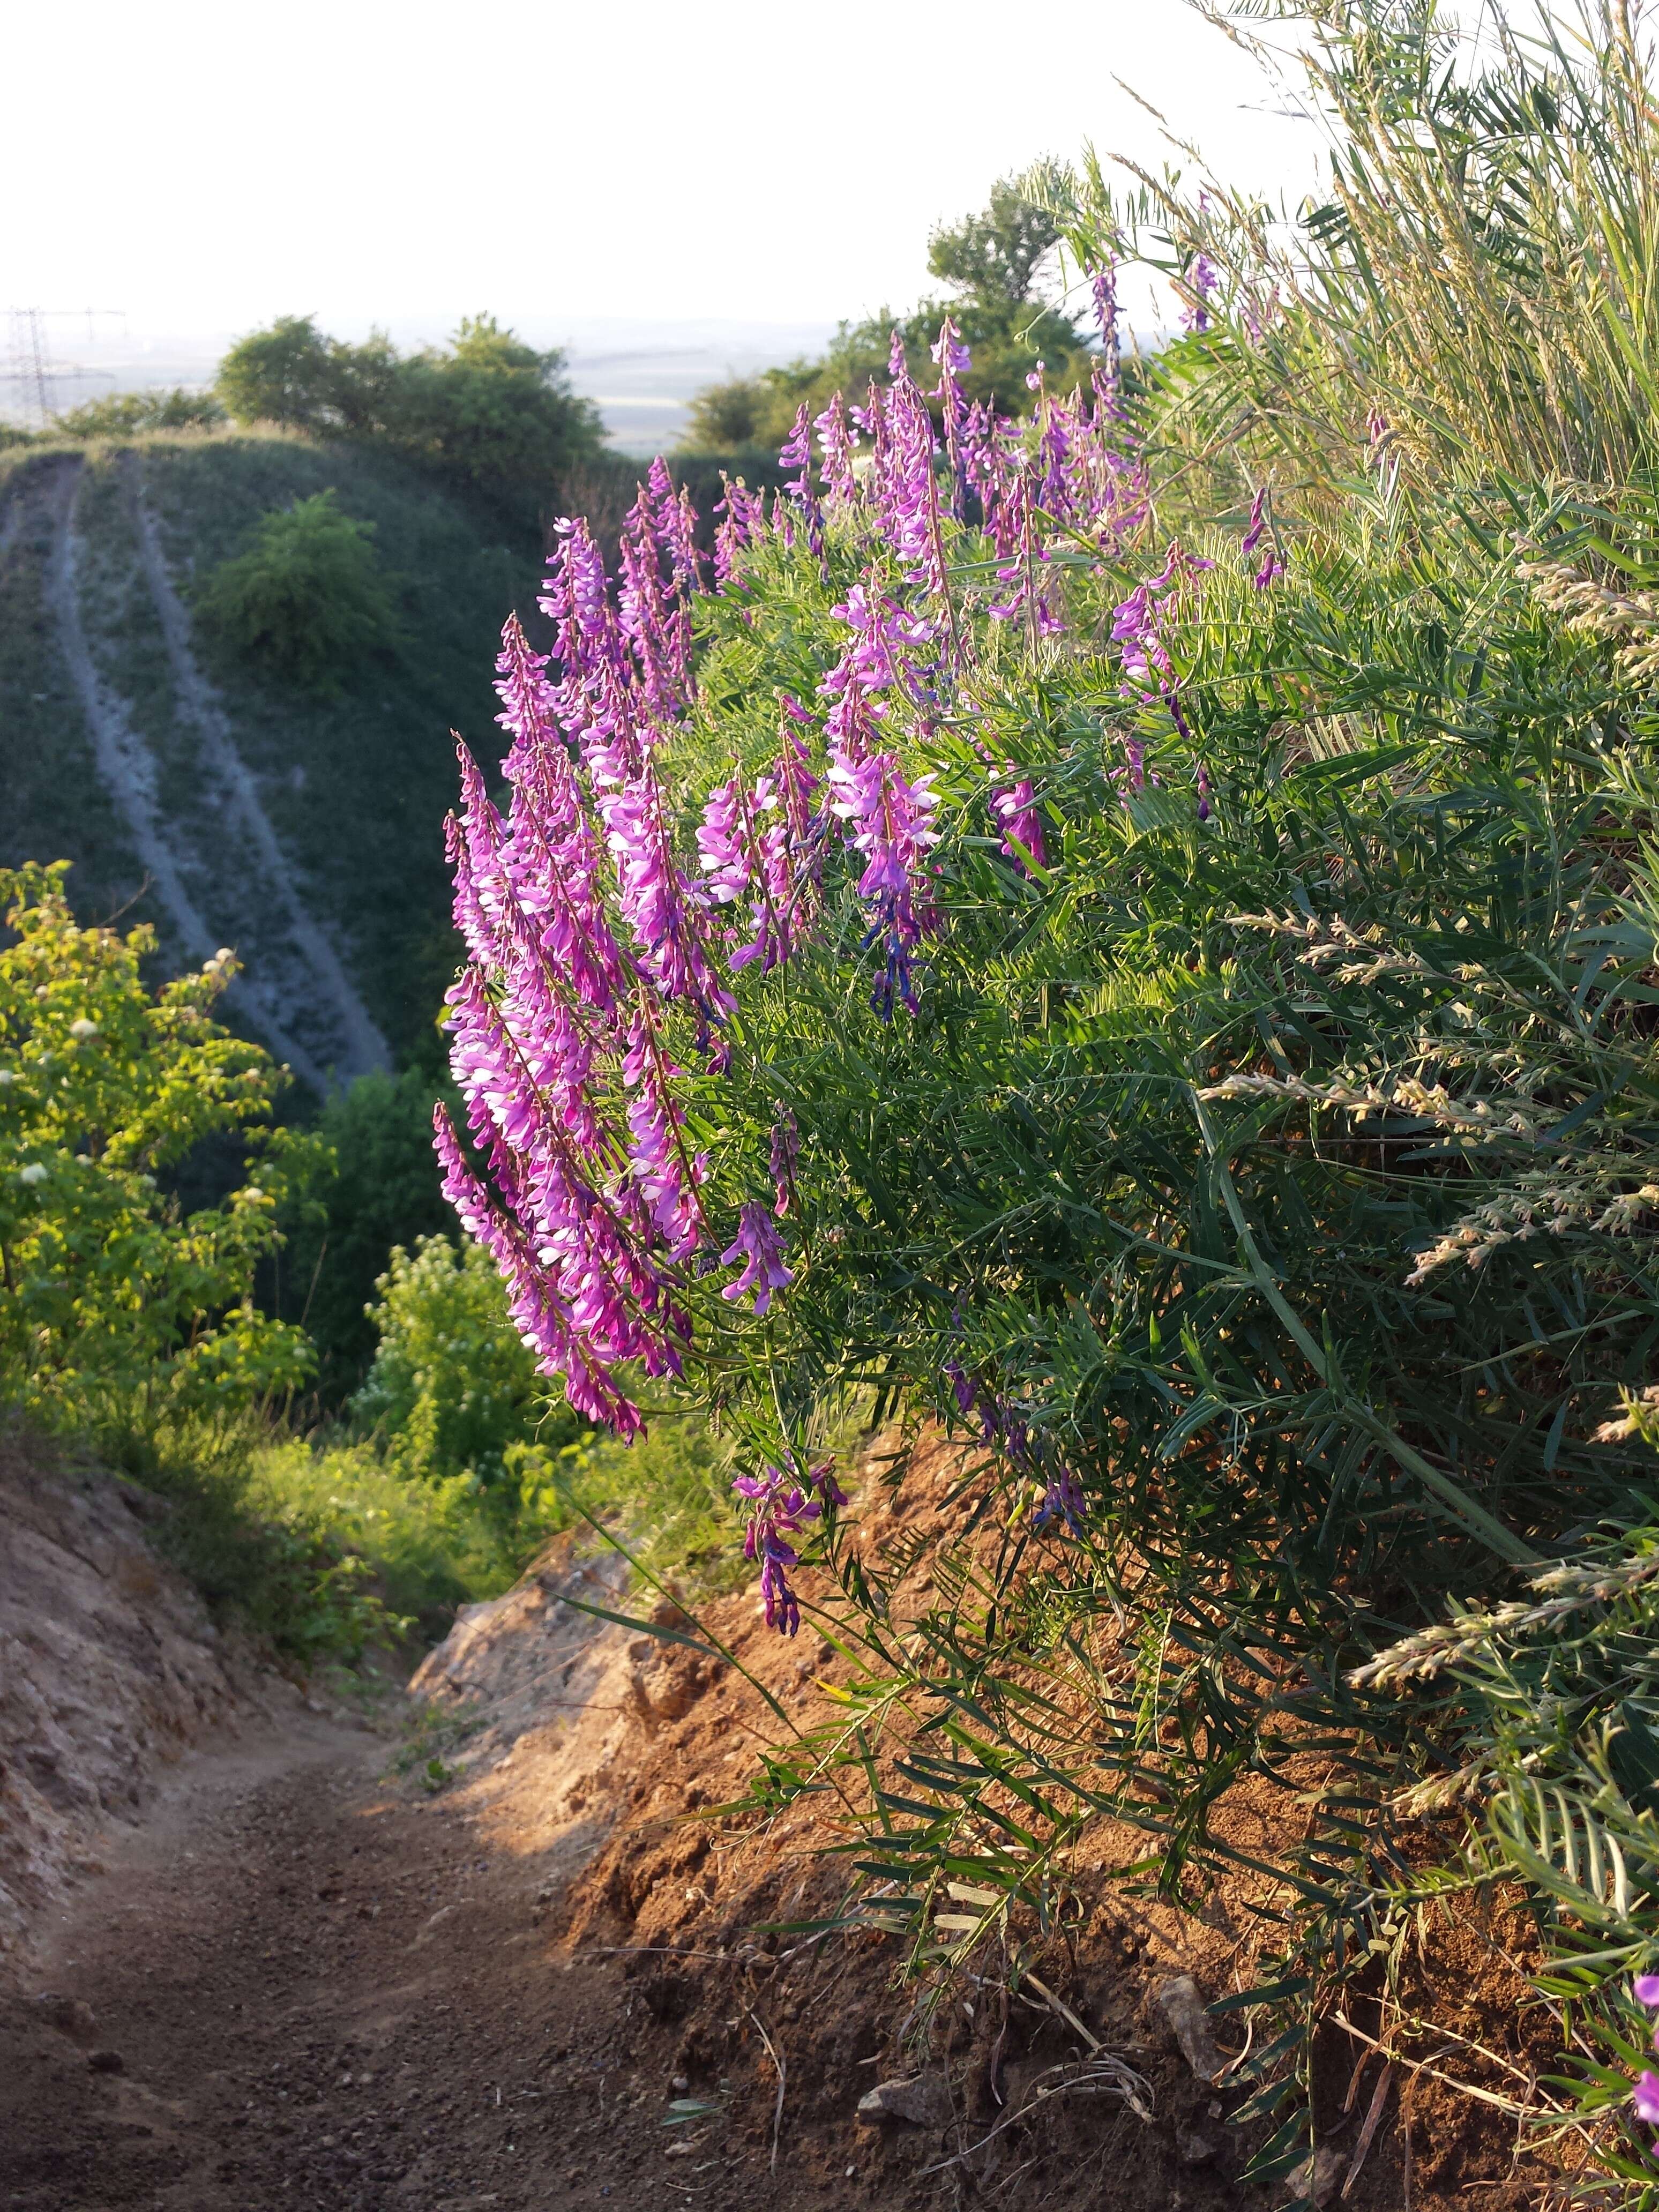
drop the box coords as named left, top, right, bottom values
left=0, top=1435, right=1576, bottom=2211
left=0, top=1434, right=288, bottom=1982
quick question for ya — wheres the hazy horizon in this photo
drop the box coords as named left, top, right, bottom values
left=4, top=0, right=1325, bottom=410
left=1, top=313, right=849, bottom=451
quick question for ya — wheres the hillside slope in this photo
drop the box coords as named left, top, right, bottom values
left=0, top=430, right=543, bottom=1080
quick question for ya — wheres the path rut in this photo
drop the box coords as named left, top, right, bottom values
left=39, top=454, right=391, bottom=1092
left=126, top=462, right=388, bottom=1084
left=42, top=458, right=331, bottom=1091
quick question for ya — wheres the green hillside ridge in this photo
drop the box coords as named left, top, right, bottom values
left=0, top=428, right=537, bottom=1077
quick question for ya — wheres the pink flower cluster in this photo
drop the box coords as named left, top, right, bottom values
left=733, top=1458, right=849, bottom=1634
left=437, top=271, right=1258, bottom=1619
left=1630, top=1975, right=1659, bottom=2143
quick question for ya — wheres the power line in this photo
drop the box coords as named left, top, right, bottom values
left=2, top=308, right=127, bottom=428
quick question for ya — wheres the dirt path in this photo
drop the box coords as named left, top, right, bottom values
left=0, top=1445, right=1550, bottom=2212
left=41, top=458, right=332, bottom=1094
left=0, top=1705, right=708, bottom=2212
left=126, top=464, right=389, bottom=1085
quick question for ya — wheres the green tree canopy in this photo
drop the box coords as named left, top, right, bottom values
left=926, top=173, right=1064, bottom=307
left=0, top=864, right=324, bottom=1422
left=352, top=1234, right=581, bottom=1488
left=215, top=315, right=606, bottom=529
left=280, top=1066, right=457, bottom=1397
left=681, top=174, right=1088, bottom=452
left=54, top=388, right=227, bottom=438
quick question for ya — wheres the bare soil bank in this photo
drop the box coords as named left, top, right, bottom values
left=0, top=1438, right=1563, bottom=2210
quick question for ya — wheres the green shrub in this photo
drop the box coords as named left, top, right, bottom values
left=281, top=1067, right=455, bottom=1396
left=352, top=1232, right=580, bottom=1486
left=436, top=2, right=1659, bottom=2192
left=192, top=489, right=404, bottom=694
left=0, top=862, right=323, bottom=1425
left=54, top=388, right=226, bottom=438
left=103, top=1411, right=408, bottom=1662
left=245, top=1431, right=565, bottom=1636
left=215, top=315, right=395, bottom=436
left=215, top=313, right=604, bottom=534
left=521, top=1414, right=742, bottom=1591
left=349, top=1232, right=744, bottom=1591
left=681, top=174, right=1088, bottom=451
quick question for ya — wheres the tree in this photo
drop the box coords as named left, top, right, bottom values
left=926, top=173, right=1064, bottom=308
left=281, top=1066, right=458, bottom=1397
left=215, top=315, right=606, bottom=530
left=352, top=1234, right=581, bottom=1487
left=55, top=388, right=227, bottom=438
left=683, top=375, right=772, bottom=451
left=679, top=178, right=1087, bottom=453
left=387, top=315, right=603, bottom=499
left=216, top=315, right=342, bottom=432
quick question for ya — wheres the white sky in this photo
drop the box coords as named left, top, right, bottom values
left=3, top=0, right=1323, bottom=346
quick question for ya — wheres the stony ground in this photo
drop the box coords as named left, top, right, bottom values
left=0, top=1706, right=739, bottom=2212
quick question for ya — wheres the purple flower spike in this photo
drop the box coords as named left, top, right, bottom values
left=932, top=320, right=971, bottom=381
left=1635, top=2072, right=1659, bottom=2125
left=814, top=394, right=860, bottom=506
left=1091, top=258, right=1122, bottom=408
left=780, top=402, right=825, bottom=559
left=932, top=316, right=972, bottom=520
left=1635, top=1975, right=1659, bottom=2008
left=1242, top=488, right=1284, bottom=588
left=760, top=1542, right=801, bottom=1635
left=770, top=1108, right=799, bottom=1219
left=721, top=1201, right=794, bottom=1315
left=826, top=743, right=939, bottom=1019
left=989, top=472, right=1063, bottom=640
left=713, top=473, right=767, bottom=589
left=1034, top=1469, right=1088, bottom=1536
left=945, top=1360, right=975, bottom=1417
left=1182, top=254, right=1217, bottom=335
left=810, top=1458, right=848, bottom=1510
left=988, top=769, right=1047, bottom=871
left=873, top=367, right=952, bottom=606
left=732, top=1459, right=846, bottom=1634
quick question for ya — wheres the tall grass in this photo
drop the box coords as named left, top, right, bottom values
left=94, top=1401, right=745, bottom=1661
left=1046, top=0, right=1659, bottom=527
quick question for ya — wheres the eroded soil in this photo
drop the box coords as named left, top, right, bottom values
left=0, top=1439, right=1572, bottom=2212
left=0, top=1706, right=729, bottom=2212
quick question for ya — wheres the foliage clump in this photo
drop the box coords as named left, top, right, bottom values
left=54, top=388, right=228, bottom=438
left=352, top=1232, right=581, bottom=1489
left=191, top=489, right=404, bottom=694
left=279, top=1066, right=456, bottom=1396
left=429, top=0, right=1659, bottom=2191
left=0, top=861, right=322, bottom=1423
left=682, top=173, right=1090, bottom=450
left=215, top=313, right=604, bottom=531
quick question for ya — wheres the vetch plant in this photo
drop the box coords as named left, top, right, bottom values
left=435, top=283, right=1145, bottom=1454
left=428, top=17, right=1659, bottom=2193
